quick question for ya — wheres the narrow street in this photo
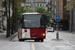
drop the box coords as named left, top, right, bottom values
left=0, top=31, right=75, bottom=50
left=0, top=0, right=75, bottom=50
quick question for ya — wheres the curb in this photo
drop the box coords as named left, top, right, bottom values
left=72, top=32, right=75, bottom=34
left=8, top=32, right=18, bottom=41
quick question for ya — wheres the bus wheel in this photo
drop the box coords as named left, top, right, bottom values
left=34, top=39, right=37, bottom=42
left=35, top=39, right=39, bottom=42
left=37, top=40, right=40, bottom=42
left=41, top=39, right=44, bottom=42
left=19, top=39, right=24, bottom=42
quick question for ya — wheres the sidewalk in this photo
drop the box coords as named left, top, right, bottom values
left=47, top=31, right=75, bottom=41
left=0, top=31, right=17, bottom=42
left=44, top=31, right=75, bottom=45
left=58, top=30, right=75, bottom=34
left=58, top=31, right=75, bottom=45
left=72, top=32, right=75, bottom=34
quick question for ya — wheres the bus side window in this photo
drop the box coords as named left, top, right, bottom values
left=40, top=15, right=45, bottom=26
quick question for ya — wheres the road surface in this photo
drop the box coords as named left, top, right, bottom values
left=0, top=31, right=75, bottom=50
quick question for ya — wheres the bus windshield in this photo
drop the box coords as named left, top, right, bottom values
left=21, top=14, right=46, bottom=28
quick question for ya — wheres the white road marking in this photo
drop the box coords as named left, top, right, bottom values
left=67, top=41, right=75, bottom=46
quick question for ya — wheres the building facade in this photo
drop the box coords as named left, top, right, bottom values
left=73, top=0, right=75, bottom=31
left=21, top=0, right=46, bottom=11
left=56, top=0, right=70, bottom=30
left=47, top=0, right=56, bottom=18
left=47, top=0, right=56, bottom=28
left=0, top=0, right=3, bottom=31
left=44, top=0, right=50, bottom=4
left=67, top=0, right=75, bottom=32
left=47, top=0, right=70, bottom=30
left=56, top=0, right=70, bottom=19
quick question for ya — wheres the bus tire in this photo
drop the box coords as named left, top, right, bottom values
left=41, top=39, right=44, bottom=42
left=38, top=40, right=40, bottom=42
left=34, top=39, right=37, bottom=42
left=19, top=39, right=24, bottom=42
left=35, top=39, right=40, bottom=42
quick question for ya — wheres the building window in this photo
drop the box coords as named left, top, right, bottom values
left=40, top=4, right=42, bottom=6
left=38, top=4, right=39, bottom=7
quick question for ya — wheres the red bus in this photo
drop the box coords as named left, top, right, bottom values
left=18, top=12, right=47, bottom=42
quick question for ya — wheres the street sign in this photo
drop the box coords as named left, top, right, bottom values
left=55, top=15, right=60, bottom=22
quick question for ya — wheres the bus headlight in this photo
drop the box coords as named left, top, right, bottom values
left=23, top=33, right=25, bottom=36
left=42, top=33, right=45, bottom=36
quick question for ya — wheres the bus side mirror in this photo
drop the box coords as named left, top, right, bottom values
left=20, top=17, right=23, bottom=23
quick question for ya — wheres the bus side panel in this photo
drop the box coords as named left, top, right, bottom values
left=22, top=29, right=31, bottom=38
left=18, top=24, right=22, bottom=39
left=30, top=29, right=46, bottom=39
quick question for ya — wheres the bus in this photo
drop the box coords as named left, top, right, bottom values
left=18, top=12, right=47, bottom=42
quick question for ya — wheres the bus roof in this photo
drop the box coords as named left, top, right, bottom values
left=22, top=12, right=44, bottom=15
